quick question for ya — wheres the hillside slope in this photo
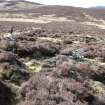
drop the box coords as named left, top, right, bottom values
left=0, top=0, right=42, bottom=10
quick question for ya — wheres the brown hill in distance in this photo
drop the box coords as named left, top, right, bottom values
left=0, top=0, right=42, bottom=10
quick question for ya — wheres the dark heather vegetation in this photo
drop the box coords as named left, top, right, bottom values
left=0, top=0, right=105, bottom=105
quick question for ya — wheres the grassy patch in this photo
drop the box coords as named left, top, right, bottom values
left=89, top=80, right=105, bottom=94
left=24, top=60, right=42, bottom=73
left=15, top=2, right=36, bottom=9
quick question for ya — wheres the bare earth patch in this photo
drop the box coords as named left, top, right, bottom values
left=81, top=21, right=105, bottom=29
left=81, top=13, right=105, bottom=29
left=38, top=37, right=62, bottom=43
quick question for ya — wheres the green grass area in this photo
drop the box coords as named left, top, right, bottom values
left=15, top=2, right=36, bottom=9
left=24, top=60, right=42, bottom=73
